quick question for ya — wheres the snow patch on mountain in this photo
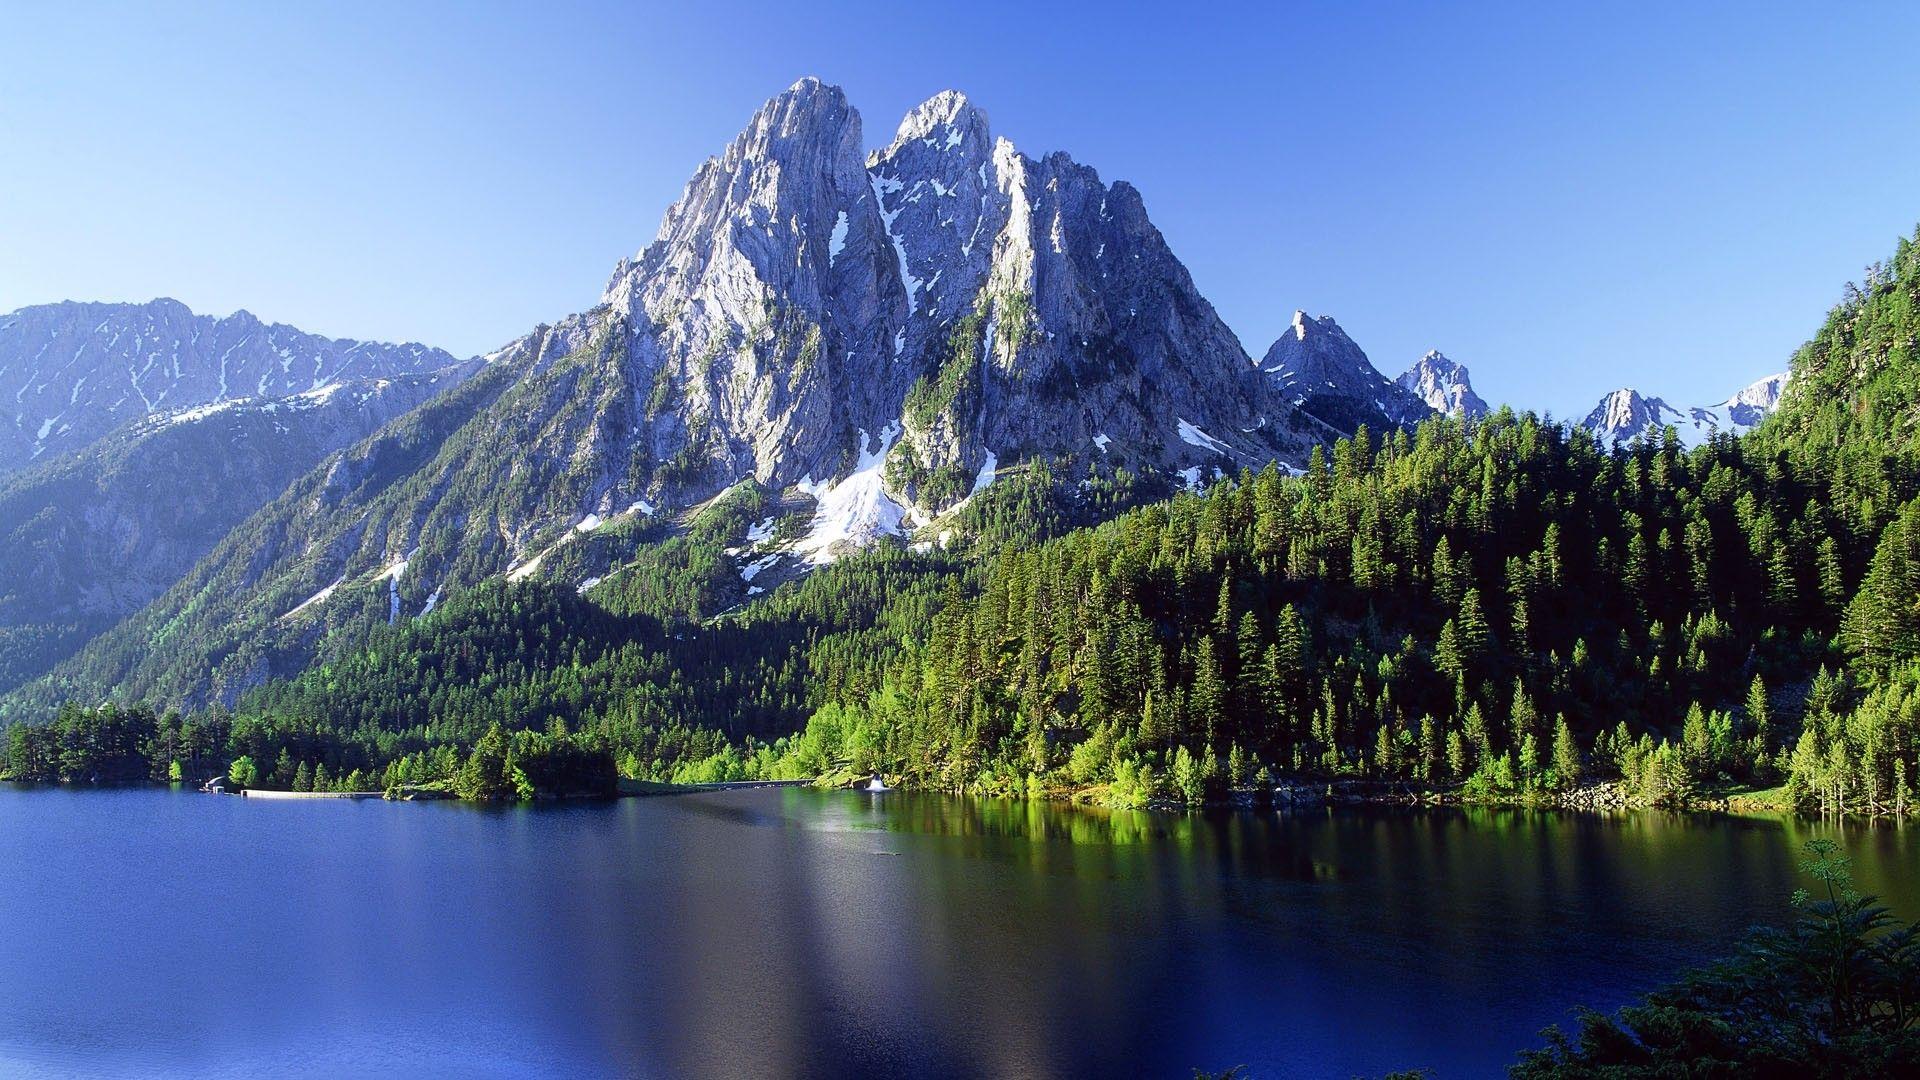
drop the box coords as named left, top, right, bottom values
left=378, top=555, right=411, bottom=624
left=1177, top=418, right=1231, bottom=456
left=280, top=574, right=346, bottom=622
left=793, top=423, right=909, bottom=564
left=970, top=448, right=998, bottom=495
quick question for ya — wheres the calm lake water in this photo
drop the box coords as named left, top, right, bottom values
left=0, top=786, right=1913, bottom=1078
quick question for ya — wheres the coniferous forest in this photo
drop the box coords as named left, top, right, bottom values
left=6, top=227, right=1920, bottom=820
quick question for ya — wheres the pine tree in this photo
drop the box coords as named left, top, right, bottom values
left=1191, top=638, right=1226, bottom=750
left=1445, top=730, right=1469, bottom=781
left=1552, top=716, right=1582, bottom=790
left=1746, top=675, right=1773, bottom=749
left=1518, top=732, right=1541, bottom=789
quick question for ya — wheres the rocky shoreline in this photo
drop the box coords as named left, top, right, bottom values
left=1096, top=779, right=1801, bottom=816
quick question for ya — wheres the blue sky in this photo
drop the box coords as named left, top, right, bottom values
left=4, top=2, right=1918, bottom=418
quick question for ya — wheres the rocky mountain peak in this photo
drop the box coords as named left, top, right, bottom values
left=585, top=79, right=1324, bottom=532
left=1583, top=388, right=1672, bottom=441
left=1397, top=349, right=1490, bottom=419
left=1580, top=372, right=1791, bottom=447
left=879, top=90, right=990, bottom=159
left=1260, top=311, right=1432, bottom=432
left=605, top=77, right=868, bottom=306
left=1720, top=372, right=1790, bottom=426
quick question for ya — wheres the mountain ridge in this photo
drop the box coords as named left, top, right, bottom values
left=1, top=78, right=1343, bottom=715
left=0, top=79, right=1822, bottom=723
left=0, top=362, right=478, bottom=693
left=0, top=298, right=462, bottom=472
left=1578, top=373, right=1791, bottom=446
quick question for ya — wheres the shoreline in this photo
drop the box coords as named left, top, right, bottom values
left=1081, top=778, right=1805, bottom=817
left=807, top=770, right=1852, bottom=821
left=0, top=775, right=1834, bottom=821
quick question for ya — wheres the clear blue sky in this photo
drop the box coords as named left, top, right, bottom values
left=5, top=2, right=1918, bottom=418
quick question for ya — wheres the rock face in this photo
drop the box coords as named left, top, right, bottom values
left=1259, top=311, right=1434, bottom=433
left=0, top=299, right=461, bottom=473
left=595, top=79, right=1321, bottom=526
left=0, top=364, right=477, bottom=694
left=1579, top=372, right=1791, bottom=446
left=1396, top=350, right=1489, bottom=419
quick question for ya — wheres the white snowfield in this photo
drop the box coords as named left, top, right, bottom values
left=793, top=423, right=909, bottom=564
left=1176, top=417, right=1231, bottom=456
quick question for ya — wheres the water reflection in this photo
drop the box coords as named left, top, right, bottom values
left=0, top=787, right=1911, bottom=1079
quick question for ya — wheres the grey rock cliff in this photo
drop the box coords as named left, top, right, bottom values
left=592, top=80, right=1321, bottom=518
left=1396, top=350, right=1489, bottom=419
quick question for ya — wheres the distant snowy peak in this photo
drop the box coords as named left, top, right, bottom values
left=1260, top=311, right=1434, bottom=433
left=0, top=298, right=460, bottom=473
left=1581, top=389, right=1686, bottom=445
left=1718, top=371, right=1791, bottom=428
left=1396, top=350, right=1489, bottom=419
left=1579, top=373, right=1791, bottom=446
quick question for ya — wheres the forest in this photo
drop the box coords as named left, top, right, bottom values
left=3, top=227, right=1918, bottom=811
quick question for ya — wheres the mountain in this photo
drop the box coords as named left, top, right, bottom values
left=596, top=80, right=1321, bottom=519
left=0, top=78, right=1346, bottom=718
left=1716, top=372, right=1792, bottom=429
left=1396, top=350, right=1489, bottom=419
left=1579, top=373, right=1791, bottom=446
left=0, top=298, right=460, bottom=472
left=0, top=364, right=478, bottom=693
left=1260, top=311, right=1434, bottom=432
left=1579, top=389, right=1687, bottom=445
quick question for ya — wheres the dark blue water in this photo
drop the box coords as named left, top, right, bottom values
left=0, top=786, right=1913, bottom=1078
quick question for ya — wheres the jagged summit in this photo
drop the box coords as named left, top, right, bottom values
left=1719, top=372, right=1790, bottom=427
left=1582, top=388, right=1677, bottom=444
left=1579, top=372, right=1791, bottom=446
left=1262, top=311, right=1355, bottom=378
left=880, top=90, right=989, bottom=157
left=593, top=78, right=1319, bottom=529
left=1397, top=349, right=1489, bottom=419
left=1260, top=311, right=1433, bottom=432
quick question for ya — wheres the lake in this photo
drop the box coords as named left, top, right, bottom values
left=0, top=786, right=1913, bottom=1078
